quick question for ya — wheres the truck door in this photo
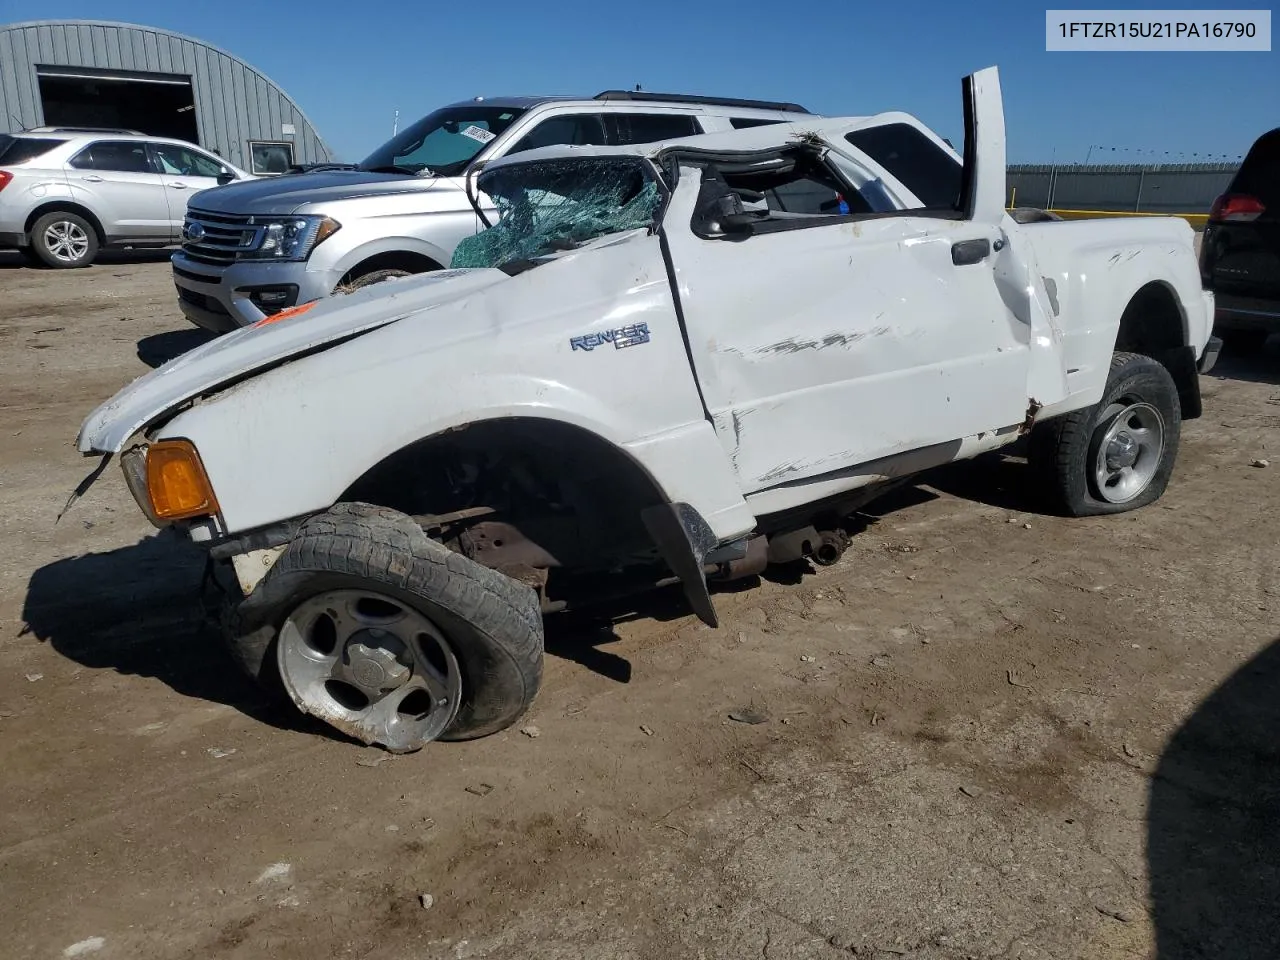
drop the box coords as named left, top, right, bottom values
left=660, top=67, right=1038, bottom=494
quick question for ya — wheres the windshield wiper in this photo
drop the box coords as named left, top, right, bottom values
left=360, top=164, right=430, bottom=176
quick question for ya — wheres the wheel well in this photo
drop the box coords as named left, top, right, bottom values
left=341, top=418, right=668, bottom=574
left=1115, top=282, right=1185, bottom=355
left=25, top=202, right=106, bottom=245
left=337, top=250, right=442, bottom=287
left=1114, top=281, right=1201, bottom=420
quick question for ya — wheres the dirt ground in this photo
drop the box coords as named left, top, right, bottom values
left=0, top=251, right=1277, bottom=960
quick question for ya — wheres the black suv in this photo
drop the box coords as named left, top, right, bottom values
left=1201, top=128, right=1280, bottom=348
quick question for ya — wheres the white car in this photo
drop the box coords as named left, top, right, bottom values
left=0, top=127, right=251, bottom=267
left=76, top=67, right=1219, bottom=752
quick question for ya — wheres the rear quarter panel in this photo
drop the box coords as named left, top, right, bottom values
left=0, top=166, right=75, bottom=231
left=1016, top=215, right=1211, bottom=417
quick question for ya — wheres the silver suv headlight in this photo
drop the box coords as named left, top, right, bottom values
left=242, top=215, right=341, bottom=261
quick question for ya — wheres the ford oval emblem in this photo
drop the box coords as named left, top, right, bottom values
left=184, top=222, right=205, bottom=242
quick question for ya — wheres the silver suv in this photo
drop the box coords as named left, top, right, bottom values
left=172, top=92, right=811, bottom=331
left=0, top=127, right=250, bottom=268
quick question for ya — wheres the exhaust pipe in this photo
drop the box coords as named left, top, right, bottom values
left=811, top=529, right=850, bottom=566
left=707, top=535, right=768, bottom=581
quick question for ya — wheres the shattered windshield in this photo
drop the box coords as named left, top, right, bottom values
left=450, top=157, right=661, bottom=270
left=358, top=106, right=525, bottom=176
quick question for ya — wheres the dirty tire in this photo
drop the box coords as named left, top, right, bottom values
left=30, top=211, right=99, bottom=268
left=334, top=268, right=413, bottom=295
left=222, top=502, right=543, bottom=743
left=1029, top=351, right=1181, bottom=517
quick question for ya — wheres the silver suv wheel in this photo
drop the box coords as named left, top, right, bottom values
left=30, top=211, right=99, bottom=268
left=43, top=219, right=91, bottom=263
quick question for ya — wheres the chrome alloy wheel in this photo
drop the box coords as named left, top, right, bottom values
left=43, top=219, right=90, bottom=263
left=277, top=590, right=462, bottom=751
left=1092, top=400, right=1165, bottom=503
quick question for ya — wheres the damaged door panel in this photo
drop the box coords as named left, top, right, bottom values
left=961, top=66, right=1007, bottom=226
left=668, top=199, right=1030, bottom=493
left=657, top=67, right=1062, bottom=497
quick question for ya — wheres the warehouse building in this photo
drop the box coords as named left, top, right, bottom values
left=0, top=19, right=332, bottom=174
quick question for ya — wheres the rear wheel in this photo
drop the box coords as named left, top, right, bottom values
left=29, top=211, right=99, bottom=268
left=222, top=502, right=544, bottom=751
left=1030, top=352, right=1181, bottom=516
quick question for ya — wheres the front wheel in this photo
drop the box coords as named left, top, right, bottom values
left=1029, top=352, right=1182, bottom=517
left=222, top=502, right=544, bottom=751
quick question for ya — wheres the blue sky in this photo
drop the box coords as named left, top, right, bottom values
left=3, top=1, right=1275, bottom=163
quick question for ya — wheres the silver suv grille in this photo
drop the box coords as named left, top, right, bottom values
left=181, top=209, right=263, bottom=265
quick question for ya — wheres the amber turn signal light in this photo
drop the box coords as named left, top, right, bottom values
left=145, top=440, right=219, bottom=520
left=252, top=300, right=317, bottom=328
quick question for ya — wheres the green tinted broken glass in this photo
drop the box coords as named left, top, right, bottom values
left=451, top=158, right=660, bottom=270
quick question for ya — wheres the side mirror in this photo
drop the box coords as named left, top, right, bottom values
left=694, top=189, right=757, bottom=240
left=216, top=170, right=235, bottom=185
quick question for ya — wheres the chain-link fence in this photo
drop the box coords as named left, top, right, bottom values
left=1007, top=163, right=1238, bottom=220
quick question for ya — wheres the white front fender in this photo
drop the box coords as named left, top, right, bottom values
left=155, top=232, right=757, bottom=543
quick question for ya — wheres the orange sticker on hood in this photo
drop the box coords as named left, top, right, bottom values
left=252, top=301, right=318, bottom=328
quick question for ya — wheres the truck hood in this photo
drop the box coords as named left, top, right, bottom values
left=76, top=268, right=508, bottom=454
left=189, top=169, right=444, bottom=215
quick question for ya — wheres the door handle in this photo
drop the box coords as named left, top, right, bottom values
left=169, top=182, right=188, bottom=189
left=81, top=175, right=104, bottom=183
left=951, top=238, right=991, bottom=266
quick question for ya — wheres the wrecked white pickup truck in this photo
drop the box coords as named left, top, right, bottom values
left=76, top=67, right=1218, bottom=752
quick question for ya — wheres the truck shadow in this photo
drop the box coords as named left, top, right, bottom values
left=1147, top=634, right=1280, bottom=958
left=544, top=612, right=637, bottom=683
left=19, top=530, right=692, bottom=723
left=1208, top=339, right=1280, bottom=386
left=136, top=329, right=217, bottom=368
left=20, top=532, right=305, bottom=733
left=544, top=583, right=707, bottom=683
left=921, top=449, right=1046, bottom=515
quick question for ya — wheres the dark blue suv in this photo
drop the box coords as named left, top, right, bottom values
left=1201, top=128, right=1280, bottom=349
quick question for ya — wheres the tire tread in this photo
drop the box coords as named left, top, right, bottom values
left=1029, top=352, right=1181, bottom=517
left=223, top=502, right=543, bottom=743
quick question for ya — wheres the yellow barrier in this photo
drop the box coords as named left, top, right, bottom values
left=1010, top=207, right=1210, bottom=228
